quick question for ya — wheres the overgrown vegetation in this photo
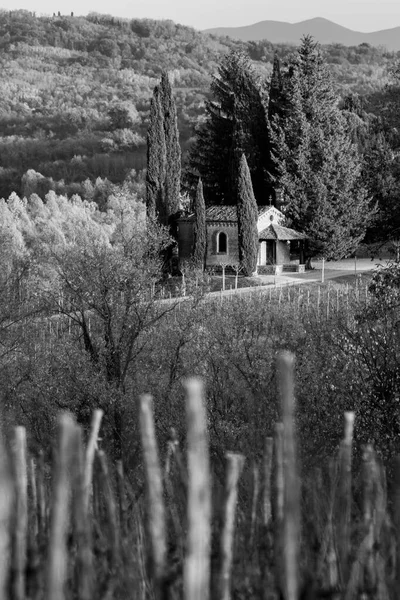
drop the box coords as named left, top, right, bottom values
left=1, top=9, right=400, bottom=214
left=2, top=184, right=400, bottom=597
left=1, top=348, right=400, bottom=599
left=1, top=190, right=400, bottom=469
left=3, top=12, right=400, bottom=597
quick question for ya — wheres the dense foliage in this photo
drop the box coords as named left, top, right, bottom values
left=192, top=178, right=206, bottom=268
left=235, top=154, right=259, bottom=275
left=0, top=190, right=172, bottom=456
left=160, top=72, right=181, bottom=220
left=2, top=185, right=400, bottom=470
left=146, top=73, right=181, bottom=225
left=145, top=85, right=166, bottom=219
left=272, top=37, right=372, bottom=259
left=3, top=10, right=400, bottom=478
left=1, top=9, right=400, bottom=209
left=187, top=50, right=274, bottom=205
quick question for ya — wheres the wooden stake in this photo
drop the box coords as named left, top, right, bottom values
left=97, top=450, right=120, bottom=594
left=139, top=394, right=166, bottom=592
left=262, top=437, right=274, bottom=528
left=36, top=450, right=46, bottom=543
left=71, top=424, right=93, bottom=600
left=249, top=463, right=259, bottom=550
left=0, top=426, right=13, bottom=600
left=12, top=426, right=28, bottom=600
left=337, top=411, right=355, bottom=586
left=394, top=456, right=400, bottom=594
left=184, top=378, right=211, bottom=600
left=45, top=414, right=77, bottom=600
left=277, top=352, right=300, bottom=600
left=219, top=452, right=245, bottom=600
left=83, top=409, right=103, bottom=513
left=116, top=460, right=128, bottom=538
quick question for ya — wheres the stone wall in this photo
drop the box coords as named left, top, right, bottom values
left=206, top=223, right=239, bottom=266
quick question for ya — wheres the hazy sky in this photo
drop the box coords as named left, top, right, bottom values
left=2, top=0, right=400, bottom=32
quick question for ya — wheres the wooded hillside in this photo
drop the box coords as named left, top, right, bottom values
left=0, top=10, right=398, bottom=201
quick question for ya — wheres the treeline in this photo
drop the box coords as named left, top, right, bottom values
left=184, top=38, right=400, bottom=264
left=1, top=10, right=398, bottom=72
left=0, top=9, right=398, bottom=201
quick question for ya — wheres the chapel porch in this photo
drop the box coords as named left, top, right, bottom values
left=257, top=223, right=307, bottom=272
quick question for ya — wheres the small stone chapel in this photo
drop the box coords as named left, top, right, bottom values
left=177, top=205, right=307, bottom=272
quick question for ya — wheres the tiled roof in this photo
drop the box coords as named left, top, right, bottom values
left=180, top=205, right=270, bottom=222
left=205, top=205, right=237, bottom=221
left=259, top=224, right=307, bottom=241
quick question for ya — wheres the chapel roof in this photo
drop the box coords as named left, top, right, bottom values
left=180, top=205, right=272, bottom=222
left=258, top=223, right=307, bottom=241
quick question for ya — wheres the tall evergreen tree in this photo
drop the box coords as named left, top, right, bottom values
left=268, top=54, right=288, bottom=122
left=187, top=50, right=275, bottom=205
left=362, top=130, right=400, bottom=244
left=192, top=178, right=206, bottom=269
left=235, top=154, right=259, bottom=276
left=272, top=36, right=372, bottom=260
left=146, top=72, right=181, bottom=225
left=159, top=72, right=181, bottom=219
left=146, top=85, right=166, bottom=221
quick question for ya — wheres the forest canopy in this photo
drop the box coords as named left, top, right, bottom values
left=0, top=9, right=398, bottom=203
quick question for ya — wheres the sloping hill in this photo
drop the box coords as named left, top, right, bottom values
left=205, top=17, right=400, bottom=51
left=0, top=10, right=396, bottom=202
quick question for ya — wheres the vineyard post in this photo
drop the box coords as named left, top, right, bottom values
left=0, top=422, right=12, bottom=600
left=184, top=378, right=211, bottom=600
left=274, top=423, right=284, bottom=594
left=83, top=409, right=103, bottom=513
left=337, top=411, right=354, bottom=585
left=278, top=352, right=300, bottom=600
left=394, top=456, right=400, bottom=593
left=249, top=462, right=260, bottom=551
left=139, top=394, right=167, bottom=595
left=12, top=427, right=28, bottom=600
left=45, top=414, right=77, bottom=600
left=219, top=452, right=245, bottom=600
left=72, top=424, right=93, bottom=600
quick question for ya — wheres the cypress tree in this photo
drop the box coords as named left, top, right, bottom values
left=159, top=71, right=181, bottom=219
left=192, top=178, right=207, bottom=269
left=146, top=85, right=166, bottom=221
left=235, top=154, right=259, bottom=276
left=268, top=54, right=288, bottom=122
left=146, top=72, right=181, bottom=225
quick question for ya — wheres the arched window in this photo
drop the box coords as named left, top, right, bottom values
left=217, top=231, right=227, bottom=254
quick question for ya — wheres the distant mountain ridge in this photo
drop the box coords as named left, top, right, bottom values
left=204, top=17, right=400, bottom=51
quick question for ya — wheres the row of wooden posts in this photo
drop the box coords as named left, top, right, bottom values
left=15, top=280, right=370, bottom=360
left=1, top=352, right=397, bottom=599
